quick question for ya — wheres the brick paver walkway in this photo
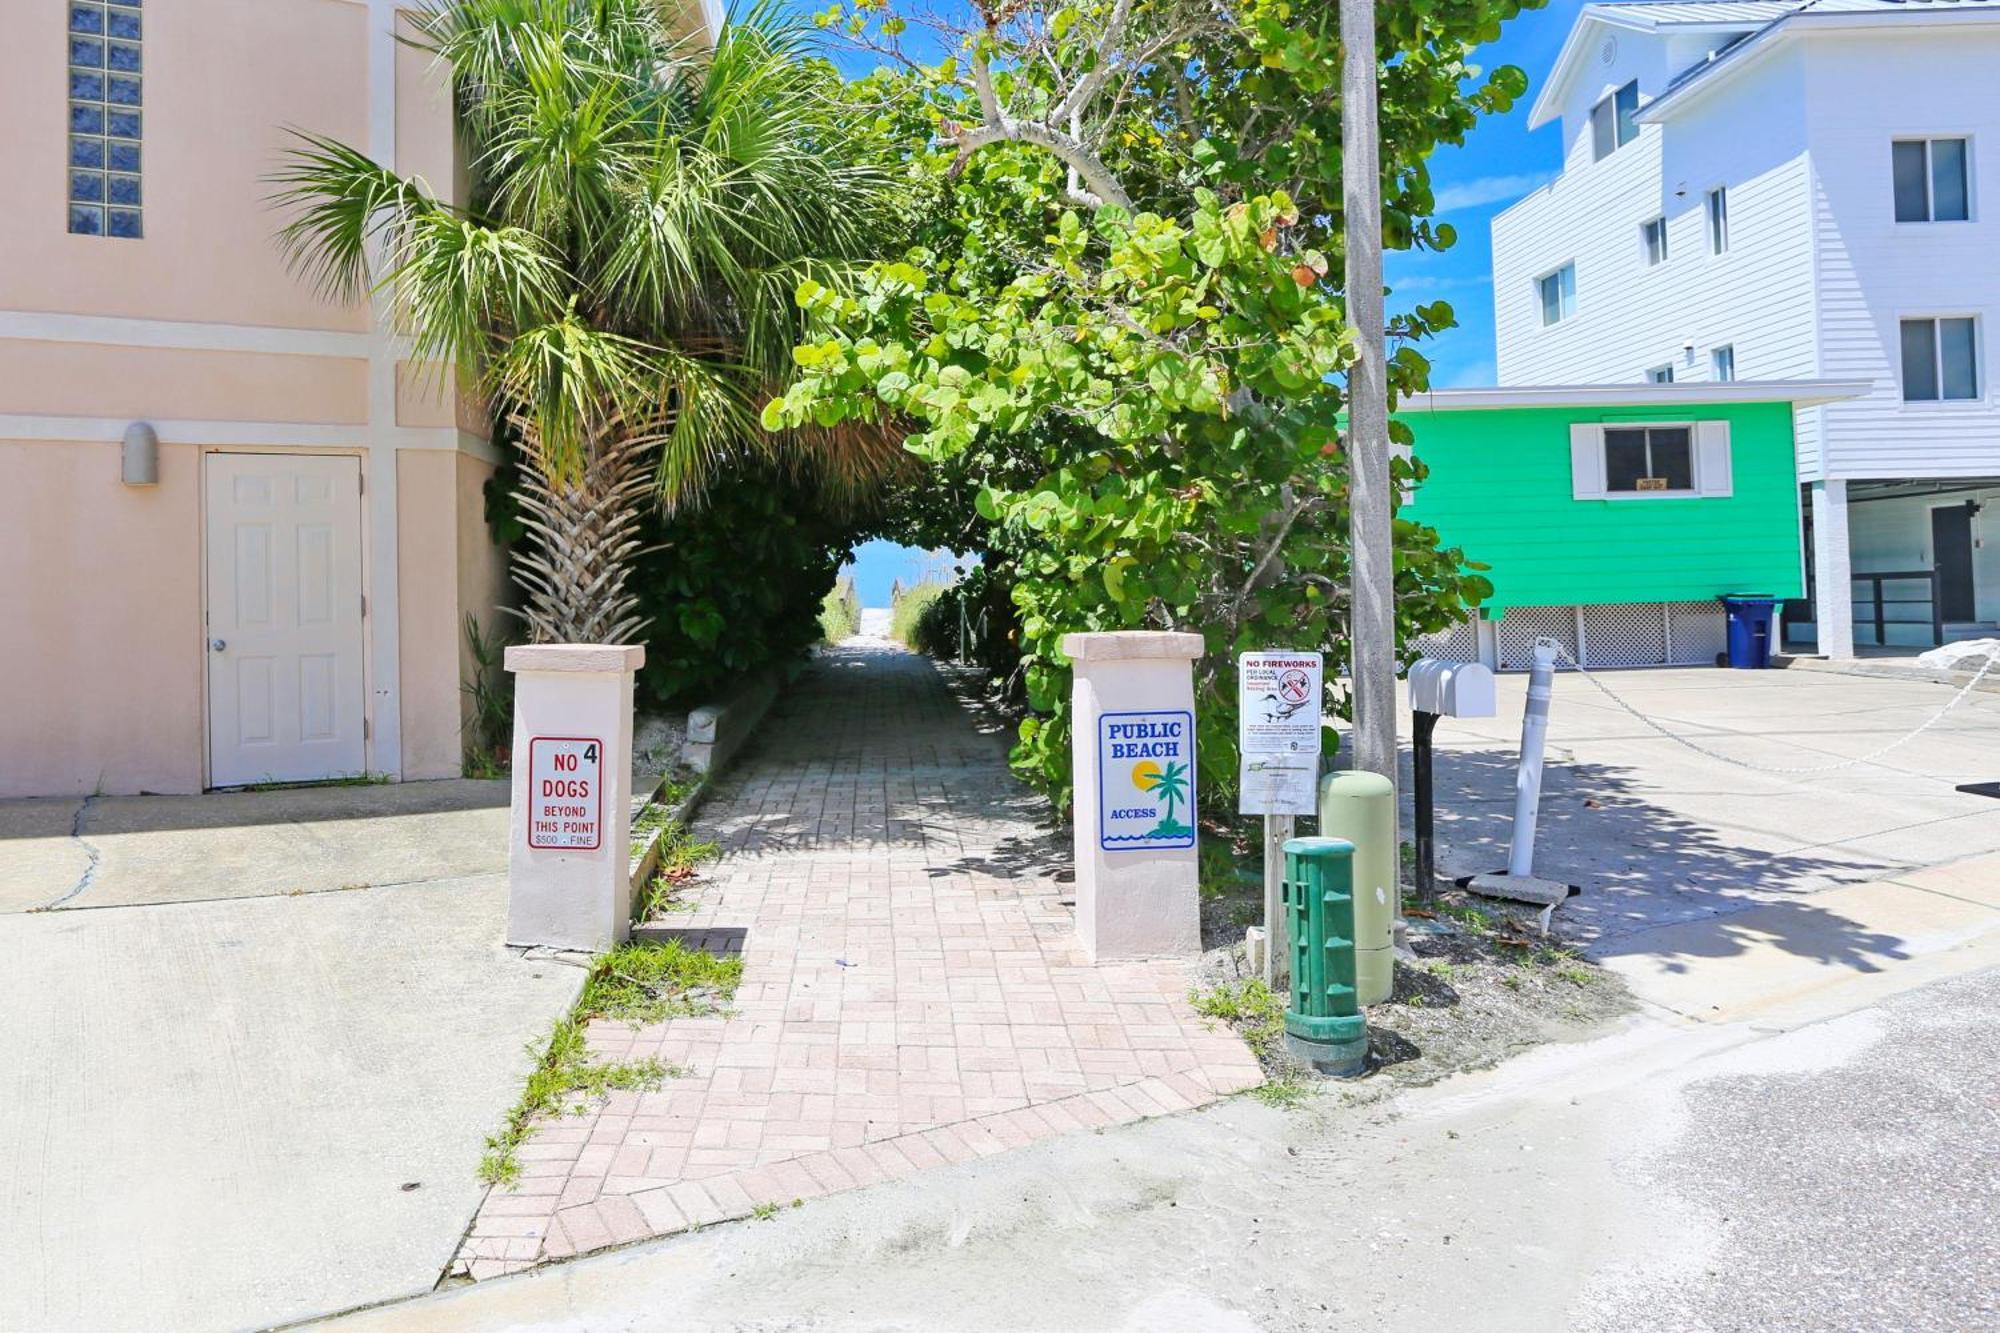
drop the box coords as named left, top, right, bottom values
left=458, top=640, right=1260, bottom=1278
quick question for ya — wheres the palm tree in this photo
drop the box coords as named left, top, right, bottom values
left=1139, top=760, right=1191, bottom=834
left=272, top=0, right=898, bottom=643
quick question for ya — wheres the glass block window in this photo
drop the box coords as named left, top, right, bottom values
left=68, top=0, right=143, bottom=238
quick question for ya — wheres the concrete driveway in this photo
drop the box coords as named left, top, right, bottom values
left=0, top=780, right=577, bottom=1332
left=1400, top=664, right=2000, bottom=948
left=0, top=778, right=512, bottom=913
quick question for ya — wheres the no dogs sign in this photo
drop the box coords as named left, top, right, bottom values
left=527, top=736, right=603, bottom=850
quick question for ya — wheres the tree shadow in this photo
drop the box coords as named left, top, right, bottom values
left=1398, top=745, right=1924, bottom=974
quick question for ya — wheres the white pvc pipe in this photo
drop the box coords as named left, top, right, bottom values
left=1507, top=640, right=1558, bottom=878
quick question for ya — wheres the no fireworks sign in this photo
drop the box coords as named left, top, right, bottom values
left=1238, top=651, right=1324, bottom=816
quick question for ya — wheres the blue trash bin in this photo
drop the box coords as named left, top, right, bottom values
left=1718, top=594, right=1778, bottom=669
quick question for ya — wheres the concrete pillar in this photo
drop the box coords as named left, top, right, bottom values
left=1811, top=479, right=1855, bottom=660
left=504, top=643, right=642, bottom=951
left=1064, top=631, right=1204, bottom=962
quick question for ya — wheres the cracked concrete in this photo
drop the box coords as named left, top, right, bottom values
left=0, top=779, right=510, bottom=913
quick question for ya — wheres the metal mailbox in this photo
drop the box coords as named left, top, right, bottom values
left=1408, top=658, right=1496, bottom=719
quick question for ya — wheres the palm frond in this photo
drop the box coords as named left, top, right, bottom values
left=269, top=130, right=429, bottom=307
left=272, top=128, right=573, bottom=381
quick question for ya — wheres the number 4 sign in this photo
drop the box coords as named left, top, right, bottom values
left=527, top=736, right=603, bottom=850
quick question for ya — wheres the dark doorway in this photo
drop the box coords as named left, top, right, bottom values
left=1932, top=503, right=1977, bottom=622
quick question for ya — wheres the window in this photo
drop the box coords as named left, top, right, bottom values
left=1605, top=426, right=1693, bottom=492
left=68, top=0, right=143, bottom=238
left=1646, top=365, right=1675, bottom=384
left=1706, top=187, right=1728, bottom=254
left=1643, top=216, right=1669, bottom=266
left=1591, top=80, right=1640, bottom=162
left=1901, top=317, right=1980, bottom=401
left=1572, top=421, right=1732, bottom=500
left=1539, top=263, right=1576, bottom=326
left=1892, top=138, right=1969, bottom=223
left=1712, top=345, right=1736, bottom=381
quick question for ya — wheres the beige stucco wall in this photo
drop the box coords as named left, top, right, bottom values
left=0, top=342, right=367, bottom=423
left=0, top=0, right=369, bottom=330
left=456, top=450, right=513, bottom=700
left=0, top=441, right=205, bottom=797
left=395, top=447, right=511, bottom=780
left=396, top=450, right=465, bottom=780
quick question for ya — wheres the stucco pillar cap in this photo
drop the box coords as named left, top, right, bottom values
left=504, top=643, right=646, bottom=674
left=1061, top=631, right=1206, bottom=663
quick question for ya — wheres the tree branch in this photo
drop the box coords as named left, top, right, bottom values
left=949, top=7, right=1137, bottom=211
left=1050, top=0, right=1136, bottom=127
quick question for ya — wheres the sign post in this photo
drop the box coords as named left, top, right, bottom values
left=504, top=644, right=643, bottom=952
left=1064, top=631, right=1205, bottom=963
left=1238, top=651, right=1325, bottom=987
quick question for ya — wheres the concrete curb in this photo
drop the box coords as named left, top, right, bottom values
left=1774, top=651, right=2000, bottom=696
left=627, top=772, right=710, bottom=899
left=682, top=672, right=780, bottom=777
left=626, top=671, right=780, bottom=899
left=1589, top=850, right=2000, bottom=1025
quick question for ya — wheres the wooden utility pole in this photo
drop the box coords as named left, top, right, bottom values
left=1340, top=0, right=1397, bottom=803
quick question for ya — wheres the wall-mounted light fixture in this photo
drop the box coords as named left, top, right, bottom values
left=121, top=421, right=158, bottom=486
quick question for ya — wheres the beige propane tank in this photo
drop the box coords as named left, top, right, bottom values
left=1315, top=770, right=1396, bottom=1006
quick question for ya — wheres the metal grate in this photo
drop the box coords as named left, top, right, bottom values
left=1496, top=606, right=1579, bottom=670
left=1668, top=601, right=1727, bottom=665
left=1415, top=618, right=1480, bottom=664
left=1580, top=603, right=1668, bottom=667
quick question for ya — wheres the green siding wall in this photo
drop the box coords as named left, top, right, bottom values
left=1398, top=401, right=1804, bottom=608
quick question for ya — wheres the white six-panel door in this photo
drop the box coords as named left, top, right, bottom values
left=205, top=453, right=367, bottom=787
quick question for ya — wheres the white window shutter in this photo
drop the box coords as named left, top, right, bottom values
left=1696, top=420, right=1733, bottom=497
left=1570, top=423, right=1606, bottom=500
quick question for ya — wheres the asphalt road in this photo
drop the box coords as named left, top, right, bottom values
left=1575, top=966, right=1999, bottom=1332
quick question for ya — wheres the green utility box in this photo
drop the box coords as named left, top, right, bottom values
left=1316, top=770, right=1396, bottom=1005
left=1281, top=837, right=1368, bottom=1075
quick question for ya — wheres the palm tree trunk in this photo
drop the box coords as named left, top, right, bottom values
left=508, top=416, right=656, bottom=644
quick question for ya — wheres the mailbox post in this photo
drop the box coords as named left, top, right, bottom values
left=1407, top=658, right=1496, bottom=904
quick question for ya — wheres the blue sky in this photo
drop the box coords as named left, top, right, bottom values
left=804, top=0, right=1588, bottom=597
left=842, top=540, right=970, bottom=606
left=1385, top=1, right=1586, bottom=387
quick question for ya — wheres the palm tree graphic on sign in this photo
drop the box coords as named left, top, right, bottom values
left=1131, top=759, right=1193, bottom=839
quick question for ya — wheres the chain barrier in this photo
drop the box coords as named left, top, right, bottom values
left=1543, top=642, right=2000, bottom=777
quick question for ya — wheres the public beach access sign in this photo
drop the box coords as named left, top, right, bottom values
left=1238, top=651, right=1324, bottom=816
left=527, top=735, right=603, bottom=850
left=1097, top=709, right=1197, bottom=852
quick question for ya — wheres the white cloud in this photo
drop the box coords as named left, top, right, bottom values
left=1390, top=271, right=1491, bottom=295
left=1432, top=172, right=1554, bottom=213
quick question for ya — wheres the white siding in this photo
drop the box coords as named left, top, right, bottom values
left=1497, top=17, right=2000, bottom=487
left=1802, top=29, right=2000, bottom=480
left=1495, top=44, right=1816, bottom=392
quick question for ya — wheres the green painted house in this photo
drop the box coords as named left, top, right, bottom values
left=1397, top=381, right=1864, bottom=669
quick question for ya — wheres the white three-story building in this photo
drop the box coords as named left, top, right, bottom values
left=1492, top=0, right=2000, bottom=656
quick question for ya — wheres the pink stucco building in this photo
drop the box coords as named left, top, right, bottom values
left=0, top=0, right=712, bottom=797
